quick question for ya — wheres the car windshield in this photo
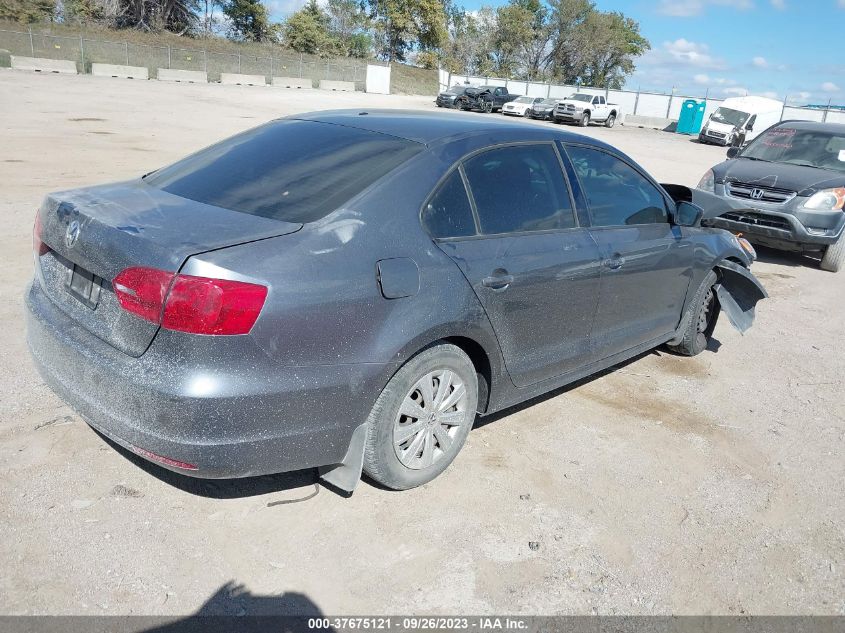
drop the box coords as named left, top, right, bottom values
left=711, top=107, right=749, bottom=127
left=513, top=96, right=533, bottom=103
left=571, top=94, right=593, bottom=103
left=741, top=126, right=845, bottom=173
left=540, top=99, right=557, bottom=105
left=144, top=120, right=423, bottom=222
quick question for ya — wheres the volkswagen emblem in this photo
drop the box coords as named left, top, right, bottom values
left=750, top=188, right=765, bottom=200
left=65, top=220, right=81, bottom=249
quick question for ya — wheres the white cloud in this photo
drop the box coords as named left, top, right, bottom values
left=752, top=56, right=768, bottom=68
left=822, top=82, right=840, bottom=93
left=723, top=87, right=748, bottom=96
left=662, top=38, right=723, bottom=68
left=770, top=0, right=786, bottom=8
left=761, top=91, right=780, bottom=99
left=693, top=74, right=710, bottom=84
left=657, top=0, right=754, bottom=16
left=839, top=0, right=845, bottom=7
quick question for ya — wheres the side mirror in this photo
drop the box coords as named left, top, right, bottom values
left=726, top=146, right=741, bottom=159
left=674, top=201, right=704, bottom=227
left=746, top=124, right=754, bottom=132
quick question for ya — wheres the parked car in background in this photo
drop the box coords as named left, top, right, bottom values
left=698, top=96, right=783, bottom=147
left=502, top=96, right=543, bottom=117
left=697, top=120, right=845, bottom=271
left=27, top=111, right=766, bottom=495
left=457, top=85, right=519, bottom=113
left=436, top=85, right=470, bottom=109
left=529, top=98, right=561, bottom=120
left=554, top=94, right=620, bottom=127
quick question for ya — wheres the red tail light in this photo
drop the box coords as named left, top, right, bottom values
left=33, top=212, right=49, bottom=256
left=113, top=266, right=267, bottom=335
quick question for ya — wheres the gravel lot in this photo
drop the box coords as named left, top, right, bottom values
left=0, top=70, right=843, bottom=617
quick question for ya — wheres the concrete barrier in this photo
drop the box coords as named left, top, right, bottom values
left=156, top=68, right=207, bottom=83
left=11, top=56, right=77, bottom=74
left=91, top=63, right=149, bottom=80
left=622, top=114, right=676, bottom=131
left=220, top=73, right=266, bottom=86
left=272, top=76, right=312, bottom=89
left=319, top=79, right=355, bottom=92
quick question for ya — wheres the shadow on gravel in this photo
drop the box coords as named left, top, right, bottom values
left=754, top=244, right=819, bottom=268
left=473, top=348, right=660, bottom=431
left=141, top=581, right=333, bottom=632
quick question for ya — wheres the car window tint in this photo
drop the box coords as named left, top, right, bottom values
left=422, top=169, right=476, bottom=238
left=463, top=144, right=576, bottom=235
left=144, top=120, right=422, bottom=223
left=565, top=145, right=669, bottom=227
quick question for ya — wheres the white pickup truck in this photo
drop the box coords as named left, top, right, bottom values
left=553, top=94, right=620, bottom=128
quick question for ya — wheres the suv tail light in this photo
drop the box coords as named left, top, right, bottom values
left=113, top=266, right=267, bottom=335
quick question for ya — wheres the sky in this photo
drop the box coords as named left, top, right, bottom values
left=267, top=0, right=844, bottom=105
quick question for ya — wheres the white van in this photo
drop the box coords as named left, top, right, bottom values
left=698, top=96, right=783, bottom=146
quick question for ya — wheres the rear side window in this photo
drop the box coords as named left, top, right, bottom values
left=422, top=170, right=476, bottom=238
left=144, top=120, right=422, bottom=223
left=565, top=145, right=668, bottom=227
left=463, top=144, right=576, bottom=235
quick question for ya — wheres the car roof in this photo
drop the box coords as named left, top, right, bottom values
left=290, top=109, right=615, bottom=149
left=775, top=120, right=845, bottom=134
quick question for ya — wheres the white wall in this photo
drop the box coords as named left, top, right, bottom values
left=826, top=110, right=845, bottom=124
left=635, top=92, right=671, bottom=118
left=782, top=106, right=825, bottom=122
left=365, top=64, right=391, bottom=94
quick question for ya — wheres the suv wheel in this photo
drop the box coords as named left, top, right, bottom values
left=363, top=344, right=478, bottom=490
left=604, top=114, right=616, bottom=128
left=821, top=235, right=845, bottom=272
left=483, top=100, right=493, bottom=114
left=579, top=112, right=590, bottom=127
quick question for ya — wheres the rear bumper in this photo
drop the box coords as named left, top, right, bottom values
left=25, top=280, right=393, bottom=479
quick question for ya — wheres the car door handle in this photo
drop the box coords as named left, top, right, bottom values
left=603, top=255, right=625, bottom=270
left=482, top=274, right=513, bottom=290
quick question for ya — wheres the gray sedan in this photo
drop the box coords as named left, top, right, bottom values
left=26, top=110, right=766, bottom=492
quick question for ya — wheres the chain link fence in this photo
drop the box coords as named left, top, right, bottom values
left=0, top=27, right=371, bottom=88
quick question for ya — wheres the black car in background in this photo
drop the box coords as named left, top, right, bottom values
left=436, top=85, right=470, bottom=109
left=697, top=121, right=845, bottom=272
left=457, top=85, right=519, bottom=113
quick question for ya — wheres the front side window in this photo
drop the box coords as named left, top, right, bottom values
left=565, top=145, right=669, bottom=227
left=421, top=170, right=476, bottom=238
left=463, top=144, right=576, bottom=235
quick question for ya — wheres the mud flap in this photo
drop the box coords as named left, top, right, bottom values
left=318, top=422, right=368, bottom=493
left=714, top=260, right=768, bottom=334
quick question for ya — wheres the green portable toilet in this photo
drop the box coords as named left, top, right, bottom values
left=677, top=99, right=707, bottom=135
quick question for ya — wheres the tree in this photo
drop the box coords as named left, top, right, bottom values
left=282, top=0, right=341, bottom=56
left=222, top=0, right=274, bottom=42
left=326, top=0, right=372, bottom=57
left=577, top=11, right=649, bottom=89
left=0, top=0, right=55, bottom=22
left=367, top=0, right=447, bottom=62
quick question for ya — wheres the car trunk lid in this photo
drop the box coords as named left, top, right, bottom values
left=35, top=180, right=301, bottom=357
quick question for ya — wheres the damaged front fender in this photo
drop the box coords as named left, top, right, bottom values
left=714, top=259, right=768, bottom=334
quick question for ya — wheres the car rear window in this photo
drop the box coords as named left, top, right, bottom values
left=144, top=120, right=422, bottom=223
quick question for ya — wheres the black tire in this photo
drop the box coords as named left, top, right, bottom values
left=604, top=113, right=616, bottom=128
left=363, top=344, right=479, bottom=490
left=667, top=270, right=719, bottom=356
left=820, top=234, right=845, bottom=272
left=483, top=100, right=493, bottom=114
left=579, top=112, right=590, bottom=127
